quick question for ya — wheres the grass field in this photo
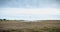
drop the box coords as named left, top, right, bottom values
left=0, top=20, right=60, bottom=32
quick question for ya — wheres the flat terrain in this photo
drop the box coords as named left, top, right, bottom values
left=0, top=20, right=60, bottom=32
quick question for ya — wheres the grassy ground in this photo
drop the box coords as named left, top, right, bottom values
left=0, top=20, right=60, bottom=32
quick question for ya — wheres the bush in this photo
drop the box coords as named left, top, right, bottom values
left=3, top=19, right=6, bottom=21
left=0, top=19, right=2, bottom=21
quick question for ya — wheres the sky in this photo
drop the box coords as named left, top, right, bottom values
left=0, top=0, right=60, bottom=20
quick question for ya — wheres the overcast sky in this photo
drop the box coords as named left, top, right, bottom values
left=0, top=0, right=60, bottom=20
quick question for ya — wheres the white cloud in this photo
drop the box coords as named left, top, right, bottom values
left=1, top=8, right=59, bottom=15
left=0, top=8, right=60, bottom=20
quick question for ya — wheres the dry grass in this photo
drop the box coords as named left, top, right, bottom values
left=0, top=20, right=60, bottom=32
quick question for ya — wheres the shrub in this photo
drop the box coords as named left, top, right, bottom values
left=3, top=19, right=6, bottom=21
left=0, top=19, right=2, bottom=21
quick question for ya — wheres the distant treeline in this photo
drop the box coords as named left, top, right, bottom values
left=0, top=19, right=6, bottom=21
left=0, top=19, right=25, bottom=21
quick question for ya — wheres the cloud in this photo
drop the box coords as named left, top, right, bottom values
left=0, top=0, right=59, bottom=8
left=0, top=8, right=60, bottom=20
left=0, top=0, right=60, bottom=20
left=0, top=8, right=59, bottom=15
